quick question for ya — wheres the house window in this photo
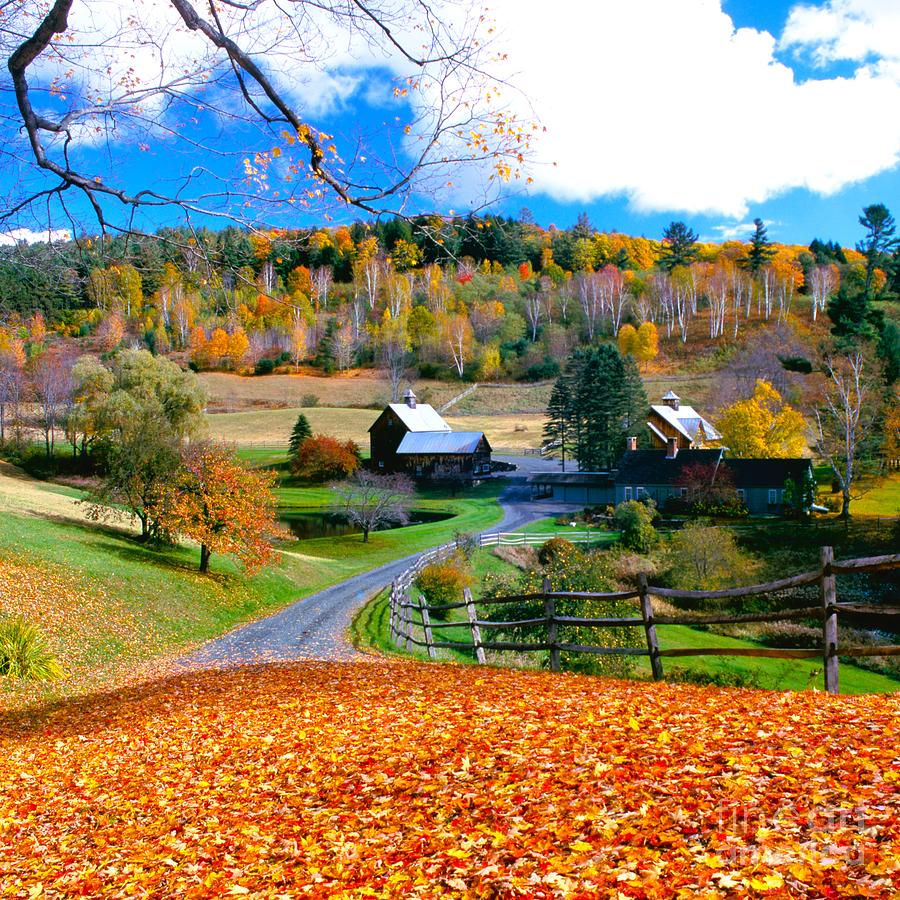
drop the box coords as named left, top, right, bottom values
left=736, top=489, right=745, bottom=502
left=680, top=487, right=689, bottom=498
left=415, top=465, right=422, bottom=476
left=636, top=486, right=646, bottom=498
left=378, top=460, right=385, bottom=469
left=768, top=488, right=778, bottom=505
left=624, top=487, right=633, bottom=501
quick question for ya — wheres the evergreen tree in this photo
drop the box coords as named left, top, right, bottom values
left=573, top=344, right=629, bottom=470
left=288, top=413, right=313, bottom=457
left=742, top=218, right=776, bottom=274
left=543, top=376, right=575, bottom=471
left=621, top=355, right=648, bottom=441
left=857, top=204, right=898, bottom=299
left=658, top=221, right=699, bottom=272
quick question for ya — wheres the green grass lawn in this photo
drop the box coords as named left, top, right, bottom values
left=850, top=472, right=900, bottom=518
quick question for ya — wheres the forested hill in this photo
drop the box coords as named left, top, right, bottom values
left=0, top=209, right=897, bottom=389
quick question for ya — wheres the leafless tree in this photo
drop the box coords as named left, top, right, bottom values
left=1, top=0, right=534, bottom=240
left=311, top=266, right=333, bottom=310
left=814, top=352, right=881, bottom=518
left=30, top=352, right=75, bottom=458
left=808, top=265, right=839, bottom=322
left=524, top=291, right=542, bottom=342
left=0, top=347, right=26, bottom=444
left=330, top=470, right=414, bottom=542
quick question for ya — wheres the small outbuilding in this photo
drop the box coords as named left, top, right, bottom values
left=528, top=472, right=615, bottom=505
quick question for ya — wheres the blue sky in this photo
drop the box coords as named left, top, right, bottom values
left=1, top=0, right=898, bottom=249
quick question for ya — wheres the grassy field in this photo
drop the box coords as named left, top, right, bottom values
left=207, top=406, right=547, bottom=451
left=850, top=471, right=900, bottom=518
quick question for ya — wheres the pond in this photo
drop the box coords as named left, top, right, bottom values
left=280, top=508, right=455, bottom=540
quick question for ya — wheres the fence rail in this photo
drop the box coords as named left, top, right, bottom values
left=387, top=543, right=900, bottom=694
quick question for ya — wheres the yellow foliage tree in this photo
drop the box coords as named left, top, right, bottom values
left=478, top=344, right=502, bottom=380
left=635, top=322, right=659, bottom=364
left=617, top=323, right=638, bottom=357
left=716, top=380, right=807, bottom=458
left=206, top=328, right=230, bottom=364
left=226, top=329, right=250, bottom=366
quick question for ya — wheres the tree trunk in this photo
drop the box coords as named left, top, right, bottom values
left=840, top=490, right=851, bottom=519
left=362, top=526, right=370, bottom=543
left=199, top=544, right=211, bottom=572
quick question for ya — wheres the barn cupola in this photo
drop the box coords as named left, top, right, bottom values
left=662, top=390, right=680, bottom=411
left=403, top=388, right=417, bottom=409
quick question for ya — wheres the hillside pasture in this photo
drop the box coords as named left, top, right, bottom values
left=2, top=660, right=897, bottom=897
left=206, top=406, right=548, bottom=451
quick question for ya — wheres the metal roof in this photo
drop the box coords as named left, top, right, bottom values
left=382, top=403, right=451, bottom=433
left=396, top=431, right=488, bottom=455
left=649, top=403, right=722, bottom=442
left=615, top=448, right=725, bottom=485
left=528, top=472, right=614, bottom=486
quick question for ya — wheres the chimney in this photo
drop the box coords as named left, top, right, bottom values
left=626, top=436, right=637, bottom=451
left=404, top=388, right=417, bottom=409
left=666, top=437, right=678, bottom=459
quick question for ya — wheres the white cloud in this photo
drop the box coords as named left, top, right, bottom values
left=484, top=0, right=900, bottom=218
left=781, top=1, right=900, bottom=73
left=0, top=228, right=71, bottom=246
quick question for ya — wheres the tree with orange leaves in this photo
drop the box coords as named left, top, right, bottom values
left=161, top=441, right=278, bottom=573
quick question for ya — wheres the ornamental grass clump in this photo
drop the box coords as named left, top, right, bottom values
left=0, top=618, right=64, bottom=682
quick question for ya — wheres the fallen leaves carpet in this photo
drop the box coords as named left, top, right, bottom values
left=1, top=661, right=897, bottom=898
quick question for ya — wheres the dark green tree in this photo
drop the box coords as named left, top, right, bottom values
left=573, top=344, right=629, bottom=470
left=288, top=413, right=313, bottom=457
left=857, top=204, right=898, bottom=299
left=742, top=218, right=776, bottom=274
left=659, top=221, right=699, bottom=272
left=543, top=376, right=575, bottom=471
left=621, top=354, right=648, bottom=440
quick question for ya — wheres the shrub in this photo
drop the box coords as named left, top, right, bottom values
left=291, top=434, right=360, bottom=482
left=301, top=393, right=320, bottom=408
left=665, top=521, right=759, bottom=596
left=0, top=619, right=63, bottom=682
left=537, top=537, right=576, bottom=566
left=612, top=500, right=657, bottom=552
left=416, top=560, right=472, bottom=619
left=187, top=360, right=200, bottom=373
left=254, top=358, right=276, bottom=375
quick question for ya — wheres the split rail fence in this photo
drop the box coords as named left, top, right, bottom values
left=388, top=543, right=900, bottom=694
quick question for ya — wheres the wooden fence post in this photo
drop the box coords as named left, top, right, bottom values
left=393, top=581, right=405, bottom=648
left=543, top=576, right=560, bottom=672
left=389, top=579, right=397, bottom=646
left=638, top=573, right=663, bottom=681
left=418, top=592, right=436, bottom=660
left=464, top=587, right=486, bottom=664
left=404, top=582, right=414, bottom=652
left=820, top=545, right=839, bottom=695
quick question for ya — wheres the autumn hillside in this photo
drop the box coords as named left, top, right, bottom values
left=2, top=660, right=897, bottom=898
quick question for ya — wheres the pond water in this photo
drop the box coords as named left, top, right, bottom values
left=280, top=508, right=454, bottom=540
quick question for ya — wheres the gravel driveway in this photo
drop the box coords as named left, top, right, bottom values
left=180, top=477, right=577, bottom=669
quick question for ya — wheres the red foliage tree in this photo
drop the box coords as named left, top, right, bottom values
left=291, top=435, right=361, bottom=483
left=161, top=441, right=278, bottom=573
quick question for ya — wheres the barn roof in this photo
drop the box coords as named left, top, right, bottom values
left=381, top=403, right=451, bottom=433
left=723, top=458, right=813, bottom=488
left=615, top=448, right=724, bottom=485
left=649, top=403, right=722, bottom=442
left=396, top=432, right=488, bottom=455
left=528, top=472, right=614, bottom=486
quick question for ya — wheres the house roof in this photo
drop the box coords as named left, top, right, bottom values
left=662, top=390, right=680, bottom=401
left=723, top=458, right=812, bottom=488
left=649, top=403, right=722, bottom=442
left=396, top=431, right=488, bottom=455
left=615, top=448, right=724, bottom=486
left=375, top=402, right=451, bottom=433
left=529, top=472, right=614, bottom=486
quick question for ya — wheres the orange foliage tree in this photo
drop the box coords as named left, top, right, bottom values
left=161, top=442, right=278, bottom=573
left=291, top=435, right=361, bottom=483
